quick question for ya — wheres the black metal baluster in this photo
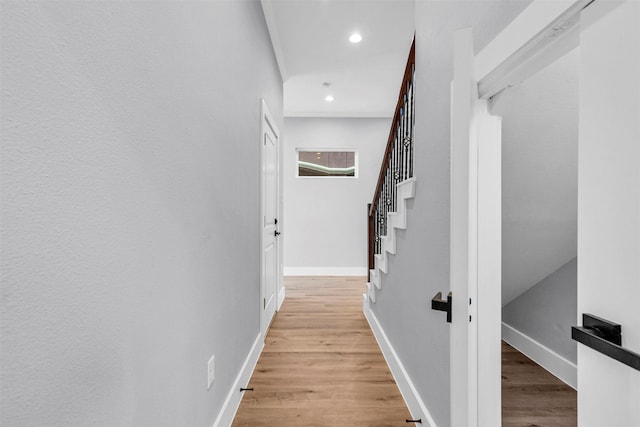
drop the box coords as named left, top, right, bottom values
left=387, top=152, right=395, bottom=217
left=378, top=203, right=382, bottom=254
left=398, top=96, right=407, bottom=181
left=387, top=164, right=393, bottom=232
left=391, top=138, right=398, bottom=212
left=398, top=120, right=404, bottom=190
left=390, top=145, right=395, bottom=214
left=403, top=93, right=409, bottom=181
left=380, top=178, right=384, bottom=240
left=376, top=205, right=380, bottom=254
left=388, top=157, right=392, bottom=212
left=404, top=88, right=409, bottom=180
left=375, top=202, right=381, bottom=254
left=380, top=177, right=387, bottom=239
left=380, top=194, right=384, bottom=240
left=372, top=205, right=376, bottom=256
left=409, top=65, right=415, bottom=178
left=398, top=103, right=402, bottom=184
left=383, top=170, right=388, bottom=237
left=379, top=180, right=384, bottom=241
left=393, top=131, right=398, bottom=212
left=403, top=88, right=413, bottom=178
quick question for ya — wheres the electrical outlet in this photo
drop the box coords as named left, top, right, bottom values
left=207, top=354, right=215, bottom=389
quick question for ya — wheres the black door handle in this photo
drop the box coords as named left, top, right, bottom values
left=431, top=291, right=452, bottom=323
left=274, top=230, right=281, bottom=237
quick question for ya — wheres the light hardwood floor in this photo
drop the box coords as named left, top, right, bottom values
left=232, top=276, right=412, bottom=427
left=232, top=276, right=577, bottom=427
left=502, top=341, right=577, bottom=427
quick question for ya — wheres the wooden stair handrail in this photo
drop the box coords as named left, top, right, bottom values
left=369, top=38, right=415, bottom=217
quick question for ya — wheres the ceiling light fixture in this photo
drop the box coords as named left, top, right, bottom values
left=349, top=33, right=362, bottom=43
left=325, top=95, right=334, bottom=102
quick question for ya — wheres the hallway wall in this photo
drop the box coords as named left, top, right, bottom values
left=490, top=47, right=579, bottom=307
left=0, top=2, right=282, bottom=426
left=283, top=117, right=389, bottom=275
left=503, top=257, right=578, bottom=364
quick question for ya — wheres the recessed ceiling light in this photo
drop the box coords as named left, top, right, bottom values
left=325, top=95, right=334, bottom=102
left=349, top=33, right=362, bottom=43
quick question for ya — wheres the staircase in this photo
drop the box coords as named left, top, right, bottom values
left=365, top=39, right=416, bottom=304
left=366, top=177, right=416, bottom=303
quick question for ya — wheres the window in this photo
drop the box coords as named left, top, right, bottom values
left=297, top=149, right=358, bottom=178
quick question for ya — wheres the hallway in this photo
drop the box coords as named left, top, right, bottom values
left=233, top=276, right=579, bottom=427
left=232, top=276, right=412, bottom=426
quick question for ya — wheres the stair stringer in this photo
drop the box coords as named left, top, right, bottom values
left=366, top=177, right=416, bottom=304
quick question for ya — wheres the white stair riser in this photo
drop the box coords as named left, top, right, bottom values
left=371, top=178, right=416, bottom=294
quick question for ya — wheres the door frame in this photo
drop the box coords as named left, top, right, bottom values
left=260, top=99, right=282, bottom=338
left=449, top=1, right=614, bottom=425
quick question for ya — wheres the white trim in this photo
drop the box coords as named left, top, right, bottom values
left=277, top=285, right=285, bottom=311
left=475, top=0, right=623, bottom=99
left=475, top=104, right=502, bottom=427
left=502, top=322, right=577, bottom=390
left=474, top=0, right=620, bottom=99
left=212, top=332, right=265, bottom=427
left=366, top=282, right=376, bottom=303
left=363, top=299, right=437, bottom=427
left=260, top=0, right=288, bottom=82
left=450, top=27, right=476, bottom=427
left=283, top=267, right=367, bottom=276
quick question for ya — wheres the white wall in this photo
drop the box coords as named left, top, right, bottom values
left=0, top=2, right=283, bottom=426
left=283, top=117, right=389, bottom=276
left=490, top=47, right=579, bottom=306
left=503, top=257, right=577, bottom=362
left=502, top=257, right=577, bottom=388
left=578, top=2, right=640, bottom=425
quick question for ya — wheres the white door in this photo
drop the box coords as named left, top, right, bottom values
left=577, top=2, right=640, bottom=425
left=261, top=100, right=280, bottom=337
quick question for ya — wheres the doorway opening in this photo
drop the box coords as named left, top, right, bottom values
left=489, top=46, right=579, bottom=426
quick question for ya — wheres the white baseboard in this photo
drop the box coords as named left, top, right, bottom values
left=363, top=300, right=437, bottom=427
left=283, top=267, right=368, bottom=276
left=277, top=285, right=285, bottom=310
left=212, top=332, right=264, bottom=427
left=502, top=322, right=577, bottom=389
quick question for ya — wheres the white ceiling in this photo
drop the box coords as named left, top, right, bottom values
left=261, top=0, right=415, bottom=117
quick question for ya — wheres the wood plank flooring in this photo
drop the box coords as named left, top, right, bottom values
left=231, top=276, right=412, bottom=427
left=232, top=276, right=577, bottom=426
left=502, top=341, right=577, bottom=427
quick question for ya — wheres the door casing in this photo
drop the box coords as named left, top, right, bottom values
left=260, top=99, right=282, bottom=338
